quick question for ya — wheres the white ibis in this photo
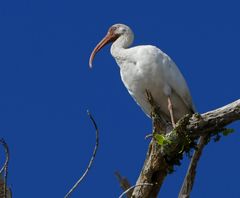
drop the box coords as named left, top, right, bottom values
left=89, top=24, right=195, bottom=126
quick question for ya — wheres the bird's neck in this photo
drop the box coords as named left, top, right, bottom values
left=110, top=33, right=134, bottom=60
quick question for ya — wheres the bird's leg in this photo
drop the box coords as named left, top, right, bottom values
left=167, top=97, right=176, bottom=128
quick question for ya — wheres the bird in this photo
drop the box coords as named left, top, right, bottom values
left=89, top=24, right=195, bottom=127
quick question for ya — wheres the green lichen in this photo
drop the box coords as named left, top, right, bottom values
left=154, top=134, right=171, bottom=146
left=153, top=114, right=198, bottom=173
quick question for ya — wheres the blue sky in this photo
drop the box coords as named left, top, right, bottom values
left=0, top=0, right=240, bottom=197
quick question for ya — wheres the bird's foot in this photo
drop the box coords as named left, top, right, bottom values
left=172, top=122, right=176, bottom=129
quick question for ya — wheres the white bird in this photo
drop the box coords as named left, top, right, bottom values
left=89, top=24, right=195, bottom=126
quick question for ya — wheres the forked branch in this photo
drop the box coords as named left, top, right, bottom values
left=131, top=98, right=240, bottom=198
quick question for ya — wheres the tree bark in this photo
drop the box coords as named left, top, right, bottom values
left=131, top=99, right=240, bottom=198
left=178, top=135, right=207, bottom=198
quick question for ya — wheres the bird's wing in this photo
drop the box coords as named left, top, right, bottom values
left=163, top=54, right=196, bottom=113
left=128, top=45, right=196, bottom=113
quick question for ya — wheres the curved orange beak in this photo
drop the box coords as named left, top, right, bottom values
left=89, top=31, right=119, bottom=68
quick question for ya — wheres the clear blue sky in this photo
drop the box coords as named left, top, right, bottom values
left=0, top=0, right=240, bottom=197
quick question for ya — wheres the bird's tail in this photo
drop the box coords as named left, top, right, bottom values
left=178, top=135, right=208, bottom=198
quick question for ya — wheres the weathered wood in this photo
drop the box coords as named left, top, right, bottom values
left=178, top=135, right=207, bottom=198
left=0, top=176, right=11, bottom=198
left=131, top=99, right=240, bottom=198
left=115, top=172, right=132, bottom=198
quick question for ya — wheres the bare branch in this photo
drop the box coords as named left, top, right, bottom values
left=131, top=99, right=240, bottom=198
left=115, top=172, right=132, bottom=198
left=64, top=111, right=99, bottom=198
left=0, top=139, right=9, bottom=175
left=188, top=99, right=240, bottom=136
left=118, top=183, right=154, bottom=198
left=178, top=135, right=208, bottom=198
left=0, top=139, right=10, bottom=198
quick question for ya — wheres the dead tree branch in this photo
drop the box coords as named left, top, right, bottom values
left=131, top=99, right=240, bottom=198
left=0, top=139, right=11, bottom=198
left=115, top=172, right=132, bottom=198
left=178, top=135, right=208, bottom=198
left=64, top=111, right=99, bottom=198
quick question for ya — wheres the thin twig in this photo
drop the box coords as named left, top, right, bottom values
left=64, top=111, right=99, bottom=198
left=145, top=134, right=153, bottom=139
left=0, top=138, right=10, bottom=198
left=118, top=183, right=154, bottom=198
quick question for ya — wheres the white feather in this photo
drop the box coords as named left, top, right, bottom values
left=109, top=24, right=195, bottom=121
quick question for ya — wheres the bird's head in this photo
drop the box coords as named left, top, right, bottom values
left=89, top=24, right=132, bottom=68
